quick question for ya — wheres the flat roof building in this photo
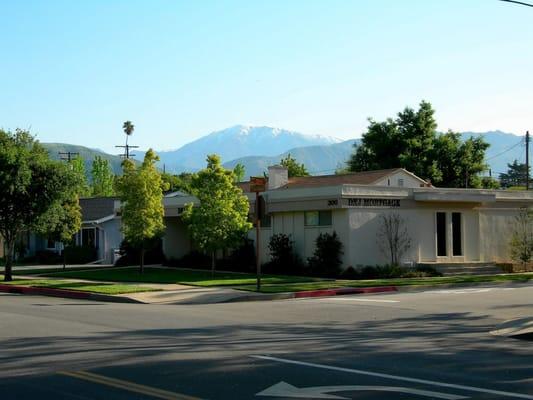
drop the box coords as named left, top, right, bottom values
left=163, top=166, right=533, bottom=269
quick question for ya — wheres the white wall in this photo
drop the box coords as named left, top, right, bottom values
left=479, top=208, right=520, bottom=262
left=374, top=170, right=425, bottom=188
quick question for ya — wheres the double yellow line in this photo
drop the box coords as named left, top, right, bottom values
left=59, top=370, right=201, bottom=400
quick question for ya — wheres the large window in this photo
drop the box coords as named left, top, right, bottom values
left=436, top=212, right=447, bottom=257
left=452, top=212, right=462, bottom=256
left=305, top=211, right=332, bottom=227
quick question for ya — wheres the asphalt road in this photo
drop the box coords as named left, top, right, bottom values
left=1, top=283, right=532, bottom=399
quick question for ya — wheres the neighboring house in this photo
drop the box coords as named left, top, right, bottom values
left=163, top=166, right=533, bottom=268
left=75, top=197, right=123, bottom=264
left=21, top=197, right=123, bottom=264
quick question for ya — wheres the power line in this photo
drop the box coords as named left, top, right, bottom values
left=485, top=138, right=524, bottom=161
left=499, top=0, right=533, bottom=7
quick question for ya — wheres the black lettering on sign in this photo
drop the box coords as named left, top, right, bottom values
left=347, top=198, right=400, bottom=207
left=327, top=199, right=339, bottom=207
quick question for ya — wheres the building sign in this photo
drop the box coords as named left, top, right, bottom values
left=346, top=198, right=401, bottom=208
left=250, top=176, right=267, bottom=193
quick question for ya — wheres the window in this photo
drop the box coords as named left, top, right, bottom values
left=436, top=212, right=447, bottom=257
left=398, top=178, right=404, bottom=187
left=452, top=212, right=462, bottom=256
left=305, top=211, right=332, bottom=226
left=82, top=228, right=96, bottom=248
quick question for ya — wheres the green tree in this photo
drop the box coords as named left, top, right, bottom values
left=509, top=207, right=533, bottom=265
left=182, top=155, right=252, bottom=275
left=91, top=155, right=115, bottom=196
left=500, top=160, right=531, bottom=188
left=0, top=129, right=77, bottom=281
left=70, top=156, right=91, bottom=197
left=233, top=163, right=246, bottom=182
left=280, top=153, right=310, bottom=178
left=117, top=149, right=168, bottom=273
left=347, top=101, right=490, bottom=188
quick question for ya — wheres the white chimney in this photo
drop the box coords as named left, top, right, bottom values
left=268, top=165, right=289, bottom=190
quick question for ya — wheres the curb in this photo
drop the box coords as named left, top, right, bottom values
left=227, top=285, right=397, bottom=303
left=0, top=284, right=143, bottom=304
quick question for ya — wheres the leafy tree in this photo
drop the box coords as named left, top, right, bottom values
left=70, top=156, right=91, bottom=197
left=233, top=163, right=246, bottom=182
left=182, top=155, right=252, bottom=275
left=161, top=172, right=193, bottom=193
left=91, top=155, right=115, bottom=196
left=481, top=176, right=501, bottom=189
left=500, top=160, right=531, bottom=188
left=347, top=101, right=490, bottom=188
left=123, top=120, right=134, bottom=139
left=280, top=153, right=310, bottom=177
left=509, top=207, right=533, bottom=265
left=0, top=129, right=77, bottom=281
left=116, top=149, right=168, bottom=273
left=377, top=213, right=412, bottom=266
left=307, top=232, right=344, bottom=277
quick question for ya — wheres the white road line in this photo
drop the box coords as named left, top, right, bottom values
left=251, top=355, right=533, bottom=399
left=327, top=298, right=400, bottom=303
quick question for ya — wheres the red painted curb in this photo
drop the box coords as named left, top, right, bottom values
left=293, top=286, right=397, bottom=299
left=0, top=284, right=92, bottom=299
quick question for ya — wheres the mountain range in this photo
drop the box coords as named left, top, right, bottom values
left=42, top=126, right=527, bottom=179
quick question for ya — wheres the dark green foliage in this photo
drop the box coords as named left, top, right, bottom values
left=280, top=153, right=310, bottom=177
left=499, top=160, right=531, bottom=188
left=115, top=238, right=165, bottom=266
left=264, top=233, right=304, bottom=275
left=347, top=101, right=490, bottom=188
left=307, top=232, right=344, bottom=277
left=63, top=245, right=97, bottom=264
left=481, top=176, right=501, bottom=189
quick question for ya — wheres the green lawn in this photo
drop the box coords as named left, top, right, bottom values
left=12, top=266, right=115, bottom=276
left=236, top=272, right=533, bottom=293
left=0, top=277, right=159, bottom=295
left=37, top=266, right=321, bottom=286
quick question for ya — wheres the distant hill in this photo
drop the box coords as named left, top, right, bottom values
left=223, top=140, right=357, bottom=177
left=42, top=129, right=527, bottom=181
left=131, top=125, right=341, bottom=172
left=42, top=143, right=125, bottom=175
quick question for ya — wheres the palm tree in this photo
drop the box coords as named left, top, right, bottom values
left=122, top=121, right=134, bottom=145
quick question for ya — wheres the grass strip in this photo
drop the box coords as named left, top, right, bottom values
left=0, top=277, right=159, bottom=295
left=235, top=273, right=533, bottom=293
left=40, top=267, right=321, bottom=286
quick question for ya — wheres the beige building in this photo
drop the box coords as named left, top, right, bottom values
left=163, top=166, right=533, bottom=268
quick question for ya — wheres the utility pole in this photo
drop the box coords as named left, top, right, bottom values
left=58, top=151, right=79, bottom=162
left=115, top=143, right=139, bottom=159
left=526, top=130, right=530, bottom=190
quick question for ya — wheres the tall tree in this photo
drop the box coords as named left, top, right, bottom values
left=0, top=129, right=77, bottom=281
left=182, top=155, right=252, bottom=275
left=500, top=160, right=531, bottom=188
left=70, top=156, right=91, bottom=197
left=123, top=120, right=134, bottom=140
left=233, top=163, right=246, bottom=182
left=116, top=149, right=168, bottom=273
left=347, top=101, right=490, bottom=188
left=91, top=155, right=115, bottom=196
left=280, top=153, right=310, bottom=178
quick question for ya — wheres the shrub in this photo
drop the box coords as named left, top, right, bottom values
left=115, top=238, right=165, bottom=266
left=35, top=250, right=61, bottom=265
left=222, top=238, right=256, bottom=272
left=307, top=231, right=344, bottom=277
left=64, top=245, right=97, bottom=264
left=263, top=233, right=304, bottom=275
left=340, top=264, right=441, bottom=280
left=509, top=207, right=533, bottom=265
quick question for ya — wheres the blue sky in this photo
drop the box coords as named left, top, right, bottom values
left=1, top=0, right=532, bottom=153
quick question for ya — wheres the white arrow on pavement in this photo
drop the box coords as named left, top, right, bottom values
left=256, top=381, right=469, bottom=400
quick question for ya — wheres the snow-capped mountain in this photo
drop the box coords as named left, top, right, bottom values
left=132, top=125, right=341, bottom=172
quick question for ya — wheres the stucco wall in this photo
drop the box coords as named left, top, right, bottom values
left=374, top=170, right=425, bottom=188
left=479, top=208, right=520, bottom=262
left=163, top=217, right=191, bottom=260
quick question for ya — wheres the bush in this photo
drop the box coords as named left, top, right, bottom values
left=115, top=238, right=166, bottom=266
left=64, top=245, right=97, bottom=264
left=263, top=233, right=304, bottom=275
left=339, top=264, right=441, bottom=280
left=307, top=232, right=344, bottom=277
left=220, top=238, right=256, bottom=272
left=35, top=250, right=61, bottom=265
